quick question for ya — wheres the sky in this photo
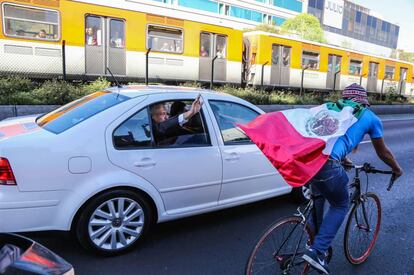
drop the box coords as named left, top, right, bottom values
left=358, top=0, right=414, bottom=52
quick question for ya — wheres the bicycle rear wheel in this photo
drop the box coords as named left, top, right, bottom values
left=344, top=192, right=382, bottom=265
left=246, top=216, right=314, bottom=275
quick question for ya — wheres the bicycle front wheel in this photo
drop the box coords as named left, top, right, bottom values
left=344, top=192, right=382, bottom=265
left=246, top=216, right=314, bottom=275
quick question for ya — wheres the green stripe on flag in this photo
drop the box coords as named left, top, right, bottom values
left=326, top=99, right=366, bottom=119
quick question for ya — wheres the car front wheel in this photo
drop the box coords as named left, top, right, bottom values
left=75, top=189, right=154, bottom=255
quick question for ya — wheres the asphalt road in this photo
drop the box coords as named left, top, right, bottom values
left=28, top=117, right=414, bottom=275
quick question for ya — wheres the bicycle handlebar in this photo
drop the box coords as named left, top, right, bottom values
left=342, top=162, right=397, bottom=191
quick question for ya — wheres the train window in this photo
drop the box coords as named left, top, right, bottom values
left=147, top=25, right=183, bottom=54
left=200, top=33, right=211, bottom=57
left=385, top=65, right=395, bottom=79
left=349, top=60, right=362, bottom=75
left=282, top=47, right=290, bottom=66
left=216, top=35, right=227, bottom=59
left=110, top=19, right=125, bottom=49
left=85, top=16, right=102, bottom=46
left=302, top=51, right=319, bottom=70
left=369, top=62, right=378, bottom=77
left=272, top=45, right=279, bottom=65
left=400, top=68, right=408, bottom=80
left=328, top=55, right=341, bottom=72
left=2, top=3, right=59, bottom=41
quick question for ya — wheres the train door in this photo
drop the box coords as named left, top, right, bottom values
left=399, top=67, right=408, bottom=94
left=326, top=54, right=341, bottom=90
left=270, top=44, right=291, bottom=86
left=85, top=15, right=126, bottom=76
left=199, top=32, right=227, bottom=82
left=367, top=62, right=379, bottom=92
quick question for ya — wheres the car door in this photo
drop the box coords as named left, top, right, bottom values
left=207, top=98, right=289, bottom=205
left=106, top=93, right=222, bottom=215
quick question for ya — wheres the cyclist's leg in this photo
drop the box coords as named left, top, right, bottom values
left=311, top=162, right=350, bottom=255
left=308, top=183, right=325, bottom=234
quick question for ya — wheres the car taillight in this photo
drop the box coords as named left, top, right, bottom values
left=0, top=157, right=17, bottom=185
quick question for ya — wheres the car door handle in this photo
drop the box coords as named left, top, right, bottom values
left=224, top=152, right=240, bottom=161
left=134, top=158, right=156, bottom=168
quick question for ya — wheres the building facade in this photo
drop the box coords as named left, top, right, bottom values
left=145, top=0, right=306, bottom=29
left=308, top=0, right=399, bottom=56
left=146, top=0, right=399, bottom=56
left=97, top=0, right=398, bottom=57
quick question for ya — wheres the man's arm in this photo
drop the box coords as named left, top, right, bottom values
left=183, top=96, right=202, bottom=121
left=371, top=137, right=403, bottom=178
left=155, top=97, right=203, bottom=137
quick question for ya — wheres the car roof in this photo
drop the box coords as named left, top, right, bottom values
left=104, top=85, right=265, bottom=114
left=105, top=85, right=218, bottom=98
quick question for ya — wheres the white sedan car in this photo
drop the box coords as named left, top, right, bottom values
left=0, top=86, right=307, bottom=255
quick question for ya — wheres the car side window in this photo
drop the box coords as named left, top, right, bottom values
left=113, top=108, right=152, bottom=149
left=149, top=100, right=211, bottom=148
left=209, top=100, right=259, bottom=145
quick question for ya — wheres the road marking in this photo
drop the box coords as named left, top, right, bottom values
left=360, top=140, right=371, bottom=144
left=380, top=116, right=414, bottom=122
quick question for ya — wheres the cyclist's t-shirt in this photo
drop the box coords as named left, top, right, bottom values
left=330, top=109, right=383, bottom=161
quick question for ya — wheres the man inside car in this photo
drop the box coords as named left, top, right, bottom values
left=151, top=96, right=202, bottom=145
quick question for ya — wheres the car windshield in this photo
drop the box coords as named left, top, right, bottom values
left=37, top=91, right=130, bottom=134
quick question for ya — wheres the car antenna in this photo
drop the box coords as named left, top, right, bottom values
left=106, top=67, right=122, bottom=88
left=106, top=67, right=122, bottom=99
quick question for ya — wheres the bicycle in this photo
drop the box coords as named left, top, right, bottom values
left=245, top=162, right=396, bottom=275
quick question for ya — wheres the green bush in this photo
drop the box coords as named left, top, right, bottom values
left=218, top=86, right=330, bottom=105
left=82, top=77, right=111, bottom=95
left=0, top=75, right=36, bottom=103
left=1, top=92, right=42, bottom=105
left=0, top=76, right=112, bottom=105
left=31, top=79, right=81, bottom=105
left=218, top=86, right=272, bottom=105
left=0, top=75, right=412, bottom=105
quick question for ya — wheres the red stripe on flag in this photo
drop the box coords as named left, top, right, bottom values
left=239, top=112, right=328, bottom=187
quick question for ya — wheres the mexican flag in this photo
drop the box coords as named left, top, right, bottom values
left=238, top=101, right=364, bottom=187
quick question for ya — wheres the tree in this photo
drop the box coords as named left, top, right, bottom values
left=280, top=14, right=326, bottom=43
left=244, top=24, right=281, bottom=34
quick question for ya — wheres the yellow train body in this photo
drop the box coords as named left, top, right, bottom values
left=0, top=0, right=412, bottom=93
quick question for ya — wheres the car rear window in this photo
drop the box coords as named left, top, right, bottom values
left=37, top=91, right=130, bottom=134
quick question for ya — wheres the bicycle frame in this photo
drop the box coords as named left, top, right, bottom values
left=349, top=167, right=374, bottom=232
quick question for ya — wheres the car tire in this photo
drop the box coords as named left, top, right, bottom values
left=290, top=184, right=311, bottom=204
left=75, top=189, right=154, bottom=256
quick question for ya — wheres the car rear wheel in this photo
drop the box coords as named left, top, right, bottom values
left=290, top=184, right=311, bottom=204
left=75, top=189, right=154, bottom=255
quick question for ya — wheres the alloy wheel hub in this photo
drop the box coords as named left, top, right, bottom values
left=88, top=197, right=145, bottom=250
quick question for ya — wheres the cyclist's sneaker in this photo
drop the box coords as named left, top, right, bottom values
left=304, top=241, right=331, bottom=259
left=302, top=248, right=330, bottom=275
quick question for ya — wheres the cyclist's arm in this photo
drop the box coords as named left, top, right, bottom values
left=371, top=137, right=403, bottom=177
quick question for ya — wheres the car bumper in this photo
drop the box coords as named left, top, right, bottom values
left=0, top=186, right=70, bottom=232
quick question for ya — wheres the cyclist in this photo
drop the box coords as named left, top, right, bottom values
left=302, top=83, right=403, bottom=274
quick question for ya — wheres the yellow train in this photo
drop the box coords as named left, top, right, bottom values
left=0, top=0, right=412, bottom=95
left=244, top=31, right=413, bottom=94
